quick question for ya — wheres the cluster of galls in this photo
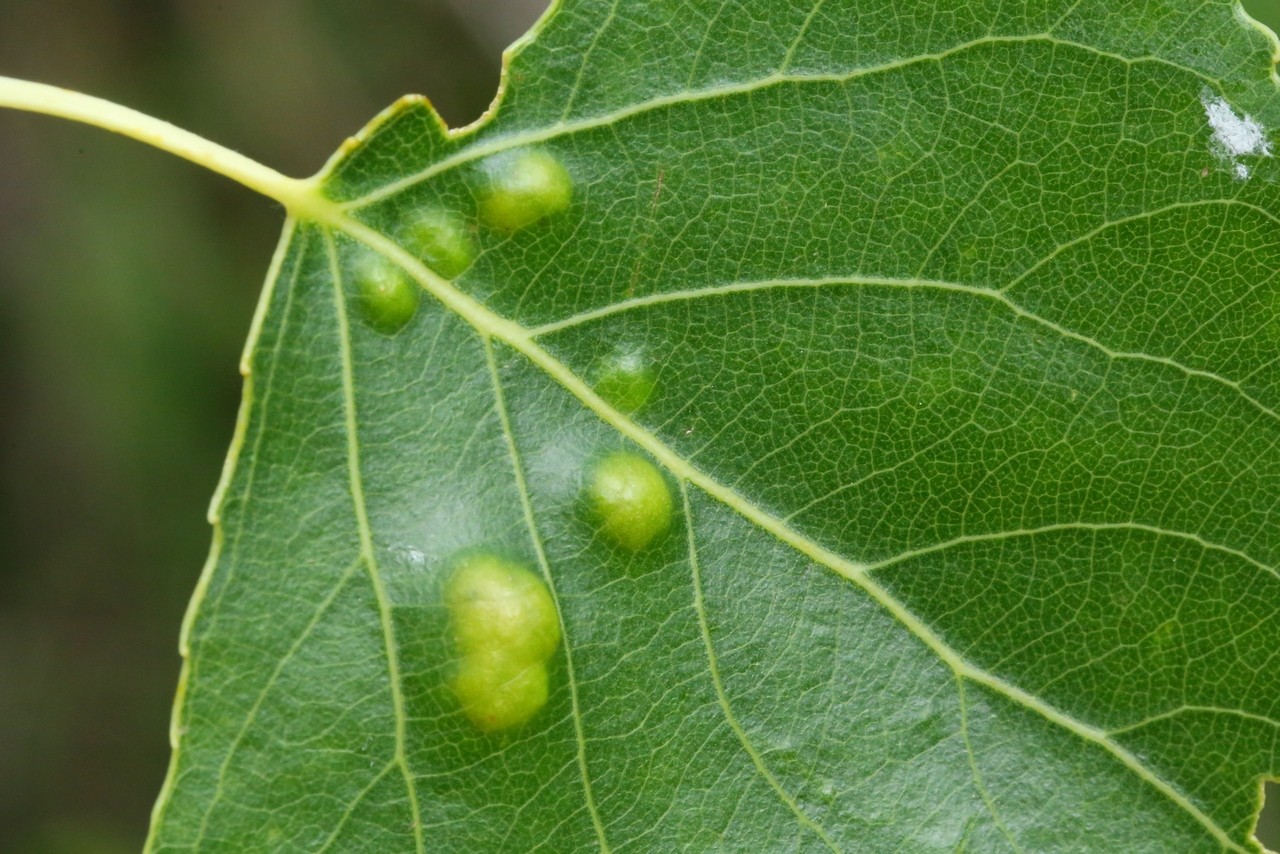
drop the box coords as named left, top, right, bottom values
left=355, top=147, right=574, bottom=332
left=446, top=450, right=673, bottom=732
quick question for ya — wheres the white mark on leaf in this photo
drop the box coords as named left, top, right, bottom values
left=1201, top=89, right=1272, bottom=180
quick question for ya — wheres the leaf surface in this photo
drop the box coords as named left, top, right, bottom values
left=149, top=1, right=1280, bottom=850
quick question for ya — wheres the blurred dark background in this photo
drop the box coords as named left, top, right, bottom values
left=0, top=2, right=1275, bottom=851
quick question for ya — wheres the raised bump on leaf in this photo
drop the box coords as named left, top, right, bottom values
left=402, top=208, right=476, bottom=279
left=593, top=349, right=657, bottom=414
left=588, top=451, right=673, bottom=551
left=476, top=148, right=573, bottom=232
left=445, top=553, right=561, bottom=662
left=354, top=256, right=419, bottom=333
left=444, top=553, right=560, bottom=730
left=452, top=649, right=550, bottom=733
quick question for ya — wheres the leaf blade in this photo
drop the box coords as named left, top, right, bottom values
left=152, top=1, right=1280, bottom=850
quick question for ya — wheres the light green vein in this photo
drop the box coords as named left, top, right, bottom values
left=1000, top=198, right=1280, bottom=294
left=331, top=215, right=1248, bottom=852
left=342, top=33, right=1224, bottom=211
left=683, top=0, right=733, bottom=88
left=915, top=158, right=1027, bottom=277
left=862, top=520, right=1279, bottom=582
left=528, top=271, right=1280, bottom=429
left=526, top=273, right=973, bottom=336
left=1107, top=705, right=1280, bottom=736
left=680, top=480, right=841, bottom=852
left=323, top=232, right=425, bottom=854
left=483, top=336, right=611, bottom=853
left=559, top=0, right=620, bottom=122
left=1048, top=0, right=1087, bottom=32
left=957, top=676, right=1024, bottom=853
left=316, top=758, right=399, bottom=853
left=779, top=0, right=830, bottom=73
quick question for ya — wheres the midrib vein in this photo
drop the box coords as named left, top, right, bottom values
left=323, top=233, right=426, bottom=854
left=328, top=212, right=1246, bottom=852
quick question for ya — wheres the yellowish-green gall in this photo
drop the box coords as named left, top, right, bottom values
left=477, top=148, right=573, bottom=232
left=452, top=649, right=549, bottom=733
left=355, top=257, right=419, bottom=333
left=444, top=554, right=561, bottom=664
left=402, top=208, right=476, bottom=279
left=444, top=553, right=560, bottom=731
left=588, top=451, right=673, bottom=551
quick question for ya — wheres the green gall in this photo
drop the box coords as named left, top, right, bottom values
left=444, top=553, right=560, bottom=731
left=477, top=148, right=573, bottom=232
left=355, top=257, right=419, bottom=333
left=444, top=554, right=561, bottom=665
left=594, top=350, right=657, bottom=414
left=402, top=208, right=476, bottom=279
left=588, top=451, right=673, bottom=551
left=452, top=649, right=549, bottom=732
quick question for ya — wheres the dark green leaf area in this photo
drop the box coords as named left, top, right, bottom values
left=685, top=490, right=1220, bottom=854
left=151, top=230, right=416, bottom=851
left=545, top=284, right=1279, bottom=569
left=352, top=37, right=1279, bottom=335
left=323, top=97, right=454, bottom=203
left=875, top=527, right=1280, bottom=841
left=1005, top=201, right=1280, bottom=412
left=495, top=0, right=1278, bottom=128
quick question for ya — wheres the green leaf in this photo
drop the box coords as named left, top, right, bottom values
left=147, top=1, right=1280, bottom=850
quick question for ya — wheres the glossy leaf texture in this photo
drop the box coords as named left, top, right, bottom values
left=148, top=1, right=1280, bottom=851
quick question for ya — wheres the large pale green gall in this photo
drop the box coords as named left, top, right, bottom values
left=477, top=148, right=573, bottom=232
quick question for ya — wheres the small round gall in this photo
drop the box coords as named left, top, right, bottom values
left=587, top=451, right=673, bottom=551
left=354, top=257, right=419, bottom=333
left=402, top=208, right=476, bottom=279
left=594, top=350, right=657, bottom=414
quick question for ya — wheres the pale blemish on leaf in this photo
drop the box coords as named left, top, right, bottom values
left=1200, top=88, right=1273, bottom=180
left=593, top=348, right=657, bottom=414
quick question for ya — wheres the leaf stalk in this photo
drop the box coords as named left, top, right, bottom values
left=0, top=75, right=321, bottom=213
